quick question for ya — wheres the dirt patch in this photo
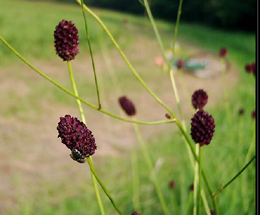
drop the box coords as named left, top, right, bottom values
left=0, top=34, right=239, bottom=214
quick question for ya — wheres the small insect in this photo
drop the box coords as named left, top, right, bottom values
left=70, top=148, right=86, bottom=163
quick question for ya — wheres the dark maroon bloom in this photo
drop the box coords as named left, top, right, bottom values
left=169, top=180, right=175, bottom=189
left=189, top=183, right=194, bottom=191
left=57, top=115, right=97, bottom=162
left=252, top=110, right=256, bottom=119
left=54, top=20, right=79, bottom=61
left=210, top=210, right=216, bottom=215
left=238, top=108, right=245, bottom=115
left=245, top=62, right=256, bottom=77
left=245, top=63, right=254, bottom=73
left=190, top=110, right=215, bottom=147
left=176, top=59, right=184, bottom=69
left=251, top=62, right=256, bottom=76
left=119, top=96, right=136, bottom=116
left=219, top=47, right=227, bottom=57
left=132, top=212, right=141, bottom=215
left=191, top=89, right=208, bottom=110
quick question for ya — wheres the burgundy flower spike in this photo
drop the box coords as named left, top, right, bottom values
left=245, top=62, right=256, bottom=76
left=119, top=96, right=136, bottom=116
left=54, top=20, right=79, bottom=61
left=176, top=59, right=184, bottom=69
left=57, top=115, right=97, bottom=163
left=190, top=110, right=215, bottom=147
left=191, top=89, right=208, bottom=110
left=219, top=47, right=227, bottom=57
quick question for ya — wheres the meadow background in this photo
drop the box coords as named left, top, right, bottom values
left=0, top=0, right=256, bottom=214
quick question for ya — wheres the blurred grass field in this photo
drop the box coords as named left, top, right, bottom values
left=0, top=0, right=256, bottom=215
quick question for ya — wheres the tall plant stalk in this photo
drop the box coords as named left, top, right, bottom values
left=80, top=0, right=102, bottom=109
left=67, top=60, right=123, bottom=215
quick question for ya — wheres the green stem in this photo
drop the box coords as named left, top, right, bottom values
left=0, top=32, right=174, bottom=125
left=67, top=61, right=105, bottom=215
left=133, top=122, right=171, bottom=215
left=87, top=157, right=124, bottom=215
left=244, top=120, right=256, bottom=164
left=143, top=0, right=166, bottom=63
left=198, top=146, right=202, bottom=215
left=142, top=4, right=205, bottom=211
left=201, top=190, right=211, bottom=215
left=80, top=0, right=101, bottom=109
left=213, top=155, right=255, bottom=197
left=172, top=0, right=184, bottom=55
left=175, top=120, right=218, bottom=214
left=193, top=144, right=199, bottom=215
left=131, top=149, right=141, bottom=212
left=67, top=61, right=85, bottom=121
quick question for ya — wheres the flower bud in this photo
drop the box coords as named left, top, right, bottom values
left=191, top=89, right=208, bottom=110
left=119, top=96, right=136, bottom=116
left=57, top=115, right=97, bottom=162
left=190, top=110, right=215, bottom=146
left=54, top=20, right=79, bottom=61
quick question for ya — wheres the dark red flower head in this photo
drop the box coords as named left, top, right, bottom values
left=245, top=63, right=254, bottom=73
left=54, top=20, right=79, bottom=61
left=252, top=110, right=256, bottom=119
left=251, top=62, right=256, bottom=76
left=57, top=115, right=97, bottom=162
left=177, top=59, right=184, bottom=69
left=191, top=89, right=208, bottom=110
left=132, top=212, right=141, bottom=215
left=210, top=210, right=216, bottom=215
left=246, top=62, right=256, bottom=77
left=119, top=96, right=136, bottom=116
left=219, top=47, right=227, bottom=57
left=169, top=180, right=175, bottom=189
left=189, top=183, right=194, bottom=191
left=191, top=110, right=215, bottom=147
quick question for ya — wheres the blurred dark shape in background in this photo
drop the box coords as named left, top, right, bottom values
left=35, top=0, right=256, bottom=32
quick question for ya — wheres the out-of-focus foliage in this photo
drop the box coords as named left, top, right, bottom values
left=33, top=0, right=256, bottom=31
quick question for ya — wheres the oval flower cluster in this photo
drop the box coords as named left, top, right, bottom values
left=118, top=96, right=136, bottom=116
left=190, top=110, right=215, bottom=147
left=245, top=62, right=256, bottom=76
left=190, top=89, right=215, bottom=147
left=191, top=89, right=208, bottom=110
left=57, top=115, right=97, bottom=163
left=54, top=20, right=79, bottom=61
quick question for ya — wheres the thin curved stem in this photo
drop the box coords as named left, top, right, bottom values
left=213, top=155, right=256, bottom=197
left=143, top=0, right=167, bottom=63
left=193, top=144, right=199, bottom=215
left=87, top=157, right=124, bottom=215
left=80, top=0, right=101, bottom=109
left=131, top=149, right=141, bottom=212
left=67, top=61, right=105, bottom=215
left=0, top=34, right=175, bottom=126
left=172, top=0, right=184, bottom=55
left=67, top=61, right=85, bottom=121
left=198, top=146, right=202, bottom=214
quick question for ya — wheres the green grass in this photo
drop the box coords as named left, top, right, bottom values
left=1, top=0, right=255, bottom=215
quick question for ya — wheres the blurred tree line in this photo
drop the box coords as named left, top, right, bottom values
left=46, top=0, right=256, bottom=31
